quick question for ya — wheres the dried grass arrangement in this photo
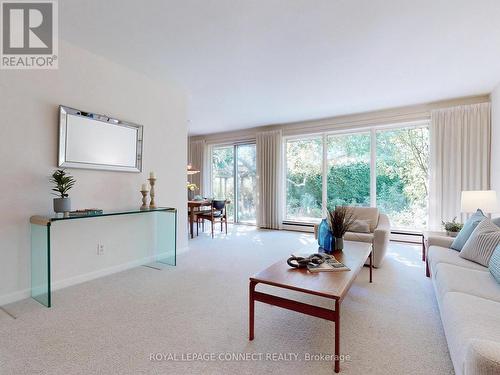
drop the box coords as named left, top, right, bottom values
left=328, top=206, right=356, bottom=239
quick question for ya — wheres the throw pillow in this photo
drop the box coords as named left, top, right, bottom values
left=489, top=245, right=500, bottom=284
left=350, top=219, right=371, bottom=233
left=459, top=218, right=500, bottom=266
left=492, top=217, right=500, bottom=227
left=451, top=209, right=486, bottom=251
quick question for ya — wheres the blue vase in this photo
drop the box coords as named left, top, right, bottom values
left=318, top=219, right=334, bottom=253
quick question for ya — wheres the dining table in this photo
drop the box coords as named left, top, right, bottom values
left=187, top=199, right=230, bottom=238
left=188, top=200, right=212, bottom=238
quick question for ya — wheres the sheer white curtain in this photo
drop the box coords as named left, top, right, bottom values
left=256, top=130, right=283, bottom=229
left=429, top=103, right=491, bottom=229
left=188, top=139, right=206, bottom=195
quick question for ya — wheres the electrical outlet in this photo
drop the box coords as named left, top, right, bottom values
left=97, top=244, right=105, bottom=255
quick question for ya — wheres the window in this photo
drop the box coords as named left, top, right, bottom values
left=285, top=137, right=323, bottom=223
left=211, top=143, right=257, bottom=224
left=236, top=144, right=257, bottom=224
left=376, top=127, right=429, bottom=229
left=327, top=132, right=371, bottom=210
left=212, top=146, right=235, bottom=221
left=284, top=123, right=430, bottom=230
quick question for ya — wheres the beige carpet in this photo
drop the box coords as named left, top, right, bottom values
left=0, top=226, right=454, bottom=374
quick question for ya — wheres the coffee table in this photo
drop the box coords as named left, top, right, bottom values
left=249, top=241, right=373, bottom=373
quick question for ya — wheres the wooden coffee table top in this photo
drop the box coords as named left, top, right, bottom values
left=250, top=241, right=372, bottom=301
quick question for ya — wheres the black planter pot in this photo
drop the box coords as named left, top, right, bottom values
left=334, top=237, right=344, bottom=250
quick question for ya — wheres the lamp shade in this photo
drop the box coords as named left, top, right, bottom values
left=187, top=163, right=200, bottom=175
left=461, top=190, right=498, bottom=213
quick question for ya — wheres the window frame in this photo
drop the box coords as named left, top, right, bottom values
left=282, top=120, right=430, bottom=229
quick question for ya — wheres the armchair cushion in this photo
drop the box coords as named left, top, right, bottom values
left=349, top=207, right=379, bottom=232
left=344, top=232, right=373, bottom=243
left=350, top=219, right=371, bottom=233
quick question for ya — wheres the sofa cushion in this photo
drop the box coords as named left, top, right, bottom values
left=488, top=245, right=500, bottom=284
left=465, top=339, right=500, bottom=375
left=459, top=218, right=500, bottom=266
left=427, top=235, right=454, bottom=249
left=451, top=209, right=486, bottom=251
left=440, top=292, right=500, bottom=375
left=349, top=207, right=379, bottom=232
left=344, top=231, right=373, bottom=244
left=428, top=246, right=488, bottom=274
left=434, top=263, right=500, bottom=303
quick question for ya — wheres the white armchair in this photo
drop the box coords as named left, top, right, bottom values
left=344, top=207, right=390, bottom=268
left=315, top=207, right=391, bottom=267
left=371, top=212, right=391, bottom=267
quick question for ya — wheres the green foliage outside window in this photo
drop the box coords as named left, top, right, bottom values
left=285, top=127, right=429, bottom=229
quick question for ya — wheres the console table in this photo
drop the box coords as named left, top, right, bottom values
left=30, top=207, right=177, bottom=307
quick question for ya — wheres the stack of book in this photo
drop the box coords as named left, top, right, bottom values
left=291, top=253, right=350, bottom=273
left=69, top=209, right=104, bottom=217
left=307, top=255, right=350, bottom=272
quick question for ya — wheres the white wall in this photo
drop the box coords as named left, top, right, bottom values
left=491, top=82, right=500, bottom=199
left=0, top=40, right=188, bottom=304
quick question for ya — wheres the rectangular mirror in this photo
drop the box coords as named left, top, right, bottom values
left=58, top=106, right=143, bottom=172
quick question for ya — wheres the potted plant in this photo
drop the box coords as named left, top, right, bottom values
left=442, top=217, right=463, bottom=237
left=187, top=182, right=198, bottom=201
left=328, top=206, right=356, bottom=250
left=51, top=169, right=76, bottom=213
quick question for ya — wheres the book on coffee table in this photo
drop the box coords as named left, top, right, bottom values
left=307, top=255, right=350, bottom=273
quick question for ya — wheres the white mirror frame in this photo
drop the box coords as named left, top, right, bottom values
left=58, top=105, right=143, bottom=172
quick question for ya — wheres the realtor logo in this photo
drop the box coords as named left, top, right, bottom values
left=1, top=0, right=58, bottom=69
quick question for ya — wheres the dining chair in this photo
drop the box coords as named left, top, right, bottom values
left=197, top=200, right=228, bottom=238
left=187, top=210, right=209, bottom=237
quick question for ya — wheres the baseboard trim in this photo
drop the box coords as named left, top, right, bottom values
left=50, top=252, right=175, bottom=292
left=177, top=246, right=189, bottom=254
left=282, top=224, right=314, bottom=233
left=1, top=250, right=180, bottom=306
left=0, top=289, right=31, bottom=306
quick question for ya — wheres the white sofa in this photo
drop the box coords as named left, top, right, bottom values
left=426, top=236, right=500, bottom=375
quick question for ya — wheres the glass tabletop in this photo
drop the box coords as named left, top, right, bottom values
left=31, top=207, right=176, bottom=225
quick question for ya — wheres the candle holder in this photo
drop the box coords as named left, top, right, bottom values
left=140, top=190, right=149, bottom=210
left=148, top=178, right=157, bottom=208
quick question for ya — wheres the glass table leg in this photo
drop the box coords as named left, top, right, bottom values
left=155, top=210, right=176, bottom=266
left=31, top=223, right=51, bottom=307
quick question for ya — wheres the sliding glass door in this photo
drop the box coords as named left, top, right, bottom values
left=211, top=144, right=257, bottom=224
left=212, top=146, right=235, bottom=221
left=284, top=123, right=430, bottom=230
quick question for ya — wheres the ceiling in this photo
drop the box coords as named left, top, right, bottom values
left=61, top=0, right=500, bottom=135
